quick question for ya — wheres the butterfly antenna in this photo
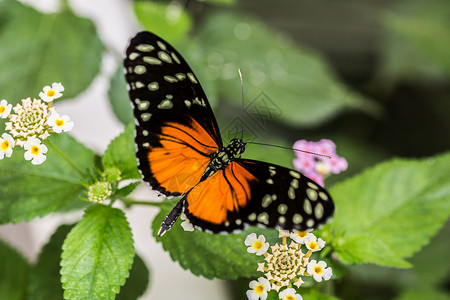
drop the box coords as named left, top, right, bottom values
left=237, top=69, right=328, bottom=159
left=238, top=68, right=245, bottom=141
left=246, top=141, right=331, bottom=159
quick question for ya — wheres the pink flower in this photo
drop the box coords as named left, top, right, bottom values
left=293, top=140, right=316, bottom=154
left=328, top=156, right=348, bottom=174
left=293, top=139, right=347, bottom=186
left=314, top=139, right=336, bottom=158
left=303, top=171, right=324, bottom=187
left=292, top=156, right=315, bottom=174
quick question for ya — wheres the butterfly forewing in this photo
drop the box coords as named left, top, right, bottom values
left=124, top=31, right=222, bottom=196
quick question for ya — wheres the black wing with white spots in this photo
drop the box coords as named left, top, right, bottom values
left=124, top=31, right=223, bottom=196
left=234, top=159, right=334, bottom=231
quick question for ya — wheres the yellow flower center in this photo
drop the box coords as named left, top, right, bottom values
left=253, top=240, right=263, bottom=250
left=47, top=90, right=56, bottom=97
left=309, top=241, right=318, bottom=250
left=1, top=140, right=9, bottom=150
left=0, top=106, right=5, bottom=113
left=255, top=284, right=264, bottom=294
left=31, top=145, right=40, bottom=155
left=314, top=265, right=323, bottom=274
left=55, top=119, right=64, bottom=127
left=297, top=231, right=307, bottom=238
left=286, top=296, right=295, bottom=300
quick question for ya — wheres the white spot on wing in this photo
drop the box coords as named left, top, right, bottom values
left=262, top=195, right=272, bottom=208
left=143, top=56, right=162, bottom=65
left=136, top=44, right=154, bottom=52
left=307, top=188, right=318, bottom=201
left=164, top=75, right=178, bottom=83
left=319, top=191, right=329, bottom=201
left=157, top=41, right=167, bottom=51
left=158, top=51, right=173, bottom=63
left=290, top=171, right=301, bottom=179
left=187, top=72, right=198, bottom=84
left=257, top=212, right=269, bottom=225
left=315, top=203, right=324, bottom=219
left=293, top=214, right=303, bottom=224
left=303, top=199, right=312, bottom=214
left=171, top=52, right=181, bottom=64
left=129, top=52, right=140, bottom=60
left=148, top=82, right=159, bottom=91
left=141, top=113, right=151, bottom=121
left=278, top=204, right=287, bottom=214
left=158, top=99, right=173, bottom=109
left=134, top=65, right=146, bottom=74
left=288, top=187, right=295, bottom=200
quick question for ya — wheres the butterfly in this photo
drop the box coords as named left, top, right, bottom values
left=124, top=31, right=334, bottom=236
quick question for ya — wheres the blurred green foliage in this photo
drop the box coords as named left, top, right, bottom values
left=0, top=0, right=103, bottom=102
left=325, top=153, right=450, bottom=267
left=0, top=239, right=29, bottom=300
left=0, top=134, right=94, bottom=224
left=133, top=1, right=192, bottom=44
left=379, top=0, right=450, bottom=82
left=0, top=0, right=449, bottom=300
left=60, top=205, right=134, bottom=300
left=27, top=225, right=73, bottom=300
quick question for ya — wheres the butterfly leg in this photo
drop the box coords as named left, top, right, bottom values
left=158, top=197, right=186, bottom=237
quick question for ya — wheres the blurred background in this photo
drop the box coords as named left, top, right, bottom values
left=0, top=0, right=448, bottom=299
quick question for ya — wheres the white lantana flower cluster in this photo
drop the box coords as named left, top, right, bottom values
left=245, top=229, right=332, bottom=300
left=0, top=83, right=73, bottom=165
left=87, top=181, right=112, bottom=203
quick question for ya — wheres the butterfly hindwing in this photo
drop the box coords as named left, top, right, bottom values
left=184, top=159, right=334, bottom=233
left=124, top=31, right=222, bottom=196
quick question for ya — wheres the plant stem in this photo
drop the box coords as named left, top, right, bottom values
left=46, top=139, right=86, bottom=178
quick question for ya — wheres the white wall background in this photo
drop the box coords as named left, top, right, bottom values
left=0, top=0, right=229, bottom=299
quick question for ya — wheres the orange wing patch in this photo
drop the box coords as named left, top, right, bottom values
left=148, top=117, right=219, bottom=195
left=186, top=162, right=257, bottom=225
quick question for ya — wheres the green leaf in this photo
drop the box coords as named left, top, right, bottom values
left=0, top=134, right=95, bottom=224
left=116, top=181, right=141, bottom=198
left=0, top=239, right=29, bottom=300
left=116, top=253, right=150, bottom=300
left=407, top=220, right=450, bottom=287
left=133, top=1, right=192, bottom=45
left=267, top=288, right=340, bottom=300
left=108, top=66, right=134, bottom=125
left=379, top=0, right=450, bottom=81
left=28, top=224, right=73, bottom=300
left=394, top=288, right=450, bottom=300
left=266, top=290, right=279, bottom=300
left=102, top=123, right=141, bottom=180
left=203, top=0, right=236, bottom=4
left=242, top=137, right=294, bottom=169
left=61, top=205, right=134, bottom=300
left=0, top=0, right=103, bottom=101
left=328, top=153, right=450, bottom=267
left=152, top=202, right=267, bottom=279
left=301, top=288, right=341, bottom=300
left=189, top=12, right=379, bottom=127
